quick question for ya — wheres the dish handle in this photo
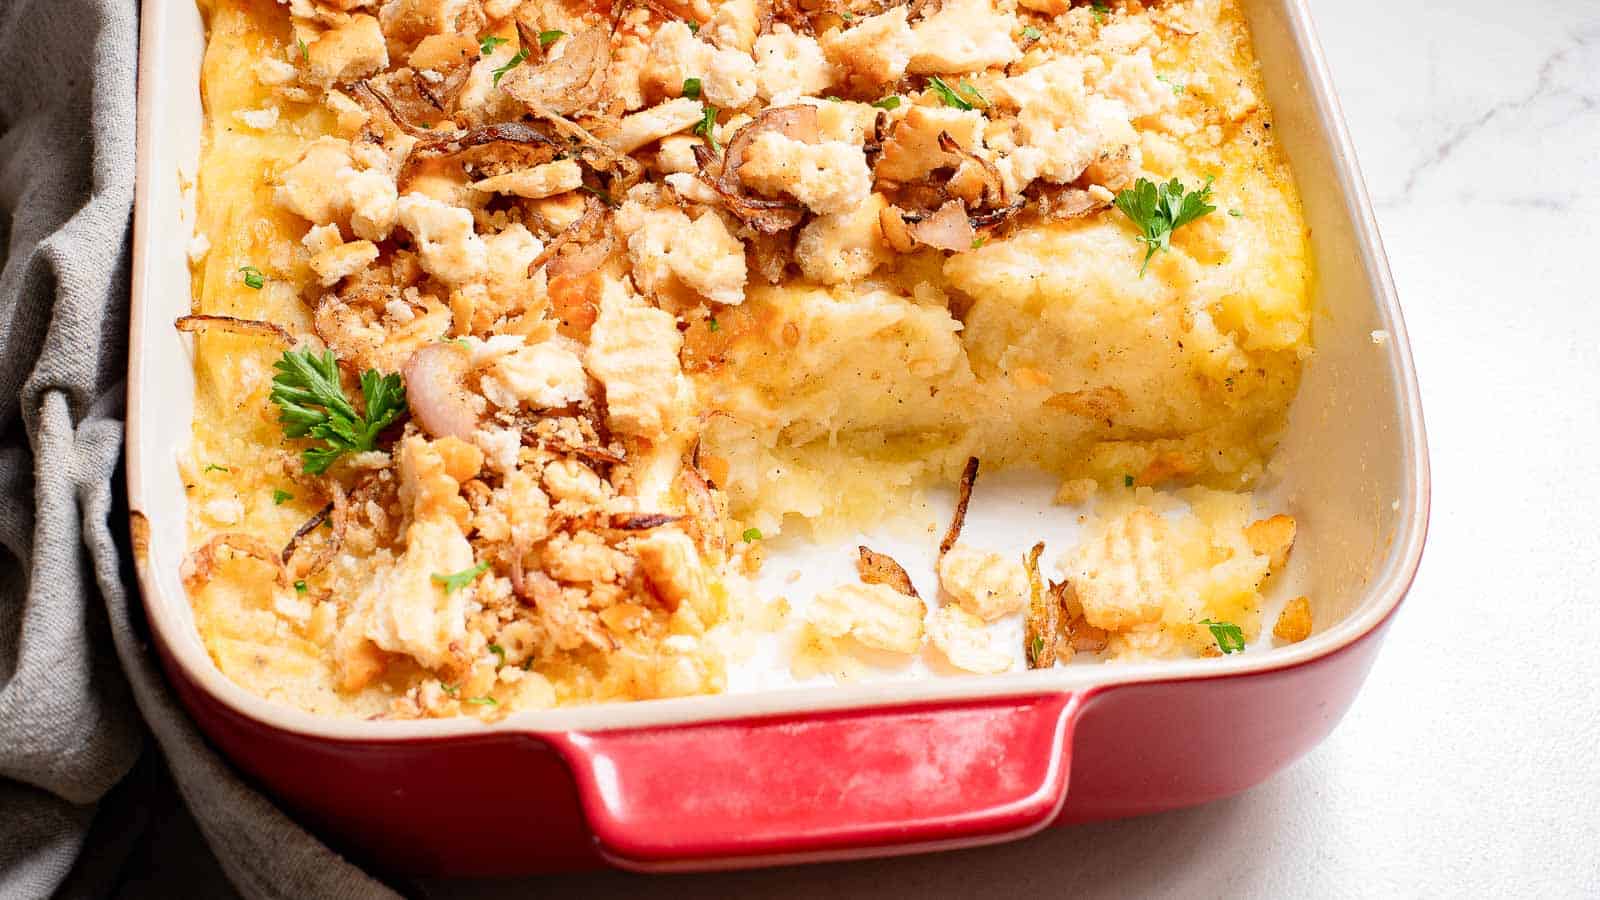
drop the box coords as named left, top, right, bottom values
left=544, top=691, right=1084, bottom=871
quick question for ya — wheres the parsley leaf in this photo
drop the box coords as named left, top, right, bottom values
left=682, top=76, right=702, bottom=99
left=1156, top=73, right=1186, bottom=95
left=465, top=696, right=499, bottom=706
left=1124, top=474, right=1135, bottom=487
left=488, top=643, right=507, bottom=666
left=297, top=38, right=308, bottom=62
left=687, top=20, right=701, bottom=33
left=958, top=79, right=989, bottom=107
left=491, top=47, right=529, bottom=85
left=538, top=29, right=565, bottom=48
left=238, top=266, right=265, bottom=289
left=927, top=75, right=973, bottom=110
left=1200, top=618, right=1246, bottom=654
left=269, top=348, right=406, bottom=475
left=431, top=560, right=490, bottom=594
left=272, top=489, right=293, bottom=505
left=203, top=463, right=229, bottom=473
left=1021, top=25, right=1043, bottom=41
left=293, top=579, right=308, bottom=595
left=871, top=95, right=901, bottom=110
left=1092, top=2, right=1110, bottom=24
left=479, top=34, right=509, bottom=55
left=694, top=104, right=720, bottom=152
left=1228, top=208, right=1243, bottom=218
left=741, top=527, right=762, bottom=542
left=1112, top=175, right=1216, bottom=275
left=708, top=316, right=720, bottom=333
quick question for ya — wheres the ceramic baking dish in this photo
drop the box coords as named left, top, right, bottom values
left=127, top=0, right=1428, bottom=876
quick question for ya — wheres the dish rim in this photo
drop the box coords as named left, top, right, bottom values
left=126, top=0, right=1430, bottom=741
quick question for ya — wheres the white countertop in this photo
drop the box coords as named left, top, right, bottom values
left=436, top=1, right=1597, bottom=897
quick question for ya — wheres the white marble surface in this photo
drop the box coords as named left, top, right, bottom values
left=428, top=2, right=1599, bottom=897
left=116, top=1, right=1600, bottom=897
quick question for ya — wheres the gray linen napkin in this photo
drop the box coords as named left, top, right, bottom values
left=0, top=2, right=400, bottom=897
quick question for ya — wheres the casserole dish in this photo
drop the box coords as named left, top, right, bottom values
left=128, top=0, right=1428, bottom=876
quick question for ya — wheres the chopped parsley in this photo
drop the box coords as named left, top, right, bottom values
left=464, top=696, right=499, bottom=706
left=478, top=34, right=509, bottom=55
left=431, top=561, right=490, bottom=594
left=489, top=643, right=507, bottom=666
left=741, top=527, right=762, bottom=542
left=1157, top=73, right=1186, bottom=95
left=1200, top=618, right=1246, bottom=654
left=491, top=47, right=529, bottom=85
left=871, top=95, right=901, bottom=110
left=1123, top=474, right=1135, bottom=487
left=841, top=11, right=855, bottom=20
left=269, top=347, right=406, bottom=475
left=538, top=29, right=565, bottom=48
left=686, top=20, right=701, bottom=33
left=238, top=266, right=265, bottom=290
left=927, top=75, right=974, bottom=110
left=1092, top=2, right=1110, bottom=24
left=440, top=681, right=459, bottom=695
left=1029, top=634, right=1046, bottom=665
left=272, top=489, right=293, bottom=505
left=694, top=104, right=720, bottom=153
left=708, top=316, right=720, bottom=333
left=293, top=580, right=307, bottom=595
left=682, top=77, right=703, bottom=100
left=1228, top=208, right=1243, bottom=218
left=971, top=236, right=987, bottom=249
left=958, top=79, right=989, bottom=107
left=1112, top=175, right=1216, bottom=275
left=202, top=463, right=230, bottom=473
left=1021, top=25, right=1043, bottom=41
left=297, top=38, right=308, bottom=62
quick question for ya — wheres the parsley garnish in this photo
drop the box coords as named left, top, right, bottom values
left=1112, top=175, right=1216, bottom=275
left=1021, top=25, right=1043, bottom=41
left=272, top=489, right=293, bottom=505
left=708, top=317, right=720, bottom=332
left=841, top=11, right=855, bottom=20
left=489, top=643, right=506, bottom=666
left=927, top=76, right=973, bottom=110
left=1092, top=2, right=1110, bottom=24
left=492, top=48, right=529, bottom=85
left=682, top=77, right=702, bottom=100
left=1228, top=208, right=1243, bottom=218
left=538, top=30, right=565, bottom=48
left=431, top=560, right=490, bottom=593
left=269, top=348, right=406, bottom=475
left=465, top=696, right=499, bottom=706
left=971, top=236, right=986, bottom=249
left=871, top=95, right=901, bottom=110
left=694, top=104, right=720, bottom=152
left=293, top=579, right=308, bottom=595
left=297, top=38, right=308, bottom=62
left=741, top=527, right=762, bottom=542
left=1123, top=474, right=1135, bottom=487
left=479, top=34, right=508, bottom=55
left=1029, top=634, right=1046, bottom=666
left=440, top=681, right=459, bottom=695
left=1157, top=73, right=1186, bottom=95
left=686, top=20, right=701, bottom=33
left=958, top=79, right=989, bottom=107
left=238, top=266, right=265, bottom=289
left=203, top=463, right=229, bottom=473
left=1200, top=618, right=1246, bottom=654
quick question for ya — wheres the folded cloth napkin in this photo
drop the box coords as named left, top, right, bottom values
left=0, top=2, right=400, bottom=897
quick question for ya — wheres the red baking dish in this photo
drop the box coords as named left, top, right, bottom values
left=127, top=0, right=1428, bottom=876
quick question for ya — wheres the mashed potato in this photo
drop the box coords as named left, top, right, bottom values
left=182, top=0, right=1311, bottom=717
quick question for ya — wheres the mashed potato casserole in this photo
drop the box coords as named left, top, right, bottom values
left=181, top=0, right=1314, bottom=718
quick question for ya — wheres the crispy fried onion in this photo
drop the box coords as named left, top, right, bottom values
left=353, top=80, right=435, bottom=138
left=1023, top=541, right=1058, bottom=669
left=400, top=120, right=562, bottom=183
left=856, top=546, right=920, bottom=598
left=283, top=485, right=350, bottom=578
left=175, top=314, right=293, bottom=343
left=692, top=105, right=820, bottom=233
left=938, top=456, right=980, bottom=557
left=525, top=100, right=642, bottom=190
left=527, top=194, right=610, bottom=278
left=182, top=533, right=289, bottom=592
left=609, top=513, right=685, bottom=531
left=678, top=463, right=727, bottom=562
left=938, top=131, right=1005, bottom=207
left=402, top=342, right=482, bottom=440
left=1030, top=184, right=1113, bottom=222
left=500, top=28, right=612, bottom=117
left=904, top=200, right=975, bottom=252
